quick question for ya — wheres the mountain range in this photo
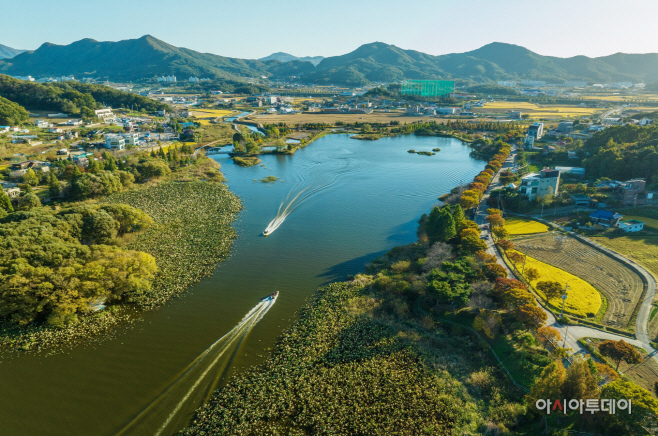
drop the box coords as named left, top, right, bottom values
left=0, top=44, right=25, bottom=60
left=259, top=52, right=324, bottom=66
left=2, top=35, right=658, bottom=86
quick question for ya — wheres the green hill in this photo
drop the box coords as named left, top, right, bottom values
left=259, top=52, right=324, bottom=66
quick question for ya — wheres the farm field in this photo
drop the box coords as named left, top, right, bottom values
left=189, top=109, right=234, bottom=117
left=505, top=216, right=550, bottom=235
left=252, top=112, right=443, bottom=125
left=590, top=234, right=658, bottom=338
left=512, top=233, right=643, bottom=329
left=474, top=102, right=601, bottom=119
left=508, top=250, right=601, bottom=318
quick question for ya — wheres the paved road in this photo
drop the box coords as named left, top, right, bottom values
left=473, top=145, right=658, bottom=364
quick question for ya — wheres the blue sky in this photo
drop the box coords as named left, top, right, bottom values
left=3, top=0, right=658, bottom=59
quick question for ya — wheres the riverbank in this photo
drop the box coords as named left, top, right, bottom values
left=0, top=156, right=242, bottom=355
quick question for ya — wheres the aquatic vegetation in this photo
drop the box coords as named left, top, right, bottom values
left=182, top=283, right=525, bottom=435
left=106, top=181, right=242, bottom=308
left=258, top=175, right=279, bottom=183
left=232, top=156, right=261, bottom=167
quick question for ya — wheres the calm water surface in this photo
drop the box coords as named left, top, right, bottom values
left=0, top=134, right=483, bottom=435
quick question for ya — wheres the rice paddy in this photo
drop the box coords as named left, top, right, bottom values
left=189, top=109, right=234, bottom=117
left=505, top=217, right=550, bottom=235
left=513, top=233, right=643, bottom=328
left=508, top=250, right=602, bottom=318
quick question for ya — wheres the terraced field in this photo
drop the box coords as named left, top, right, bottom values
left=505, top=216, right=550, bottom=235
left=512, top=233, right=644, bottom=330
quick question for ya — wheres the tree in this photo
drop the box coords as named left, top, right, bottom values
left=362, top=124, right=372, bottom=133
left=82, top=209, right=118, bottom=244
left=451, top=204, right=465, bottom=230
left=599, top=339, right=643, bottom=371
left=484, top=263, right=507, bottom=280
left=563, top=355, right=599, bottom=400
left=525, top=267, right=540, bottom=282
left=19, top=192, right=41, bottom=210
left=426, top=207, right=456, bottom=244
left=22, top=168, right=39, bottom=186
left=507, top=251, right=524, bottom=264
left=526, top=361, right=566, bottom=411
left=473, top=309, right=502, bottom=339
left=496, top=239, right=514, bottom=252
left=459, top=191, right=480, bottom=210
left=486, top=213, right=504, bottom=227
left=491, top=226, right=509, bottom=238
left=537, top=325, right=561, bottom=344
left=536, top=281, right=563, bottom=306
left=514, top=304, right=546, bottom=329
left=460, top=234, right=487, bottom=253
left=48, top=172, right=61, bottom=198
left=600, top=381, right=658, bottom=435
left=0, top=190, right=13, bottom=213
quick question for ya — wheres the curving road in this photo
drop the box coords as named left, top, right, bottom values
left=474, top=145, right=658, bottom=365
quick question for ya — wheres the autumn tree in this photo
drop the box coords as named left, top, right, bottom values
left=599, top=340, right=643, bottom=371
left=473, top=309, right=501, bottom=339
left=514, top=304, right=547, bottom=329
left=497, top=239, right=514, bottom=252
left=484, top=263, right=507, bottom=281
left=475, top=250, right=497, bottom=263
left=525, top=267, right=540, bottom=282
left=536, top=281, right=563, bottom=306
left=486, top=213, right=504, bottom=227
left=491, top=226, right=509, bottom=239
left=526, top=361, right=566, bottom=412
left=507, top=251, right=524, bottom=264
left=563, top=355, right=599, bottom=400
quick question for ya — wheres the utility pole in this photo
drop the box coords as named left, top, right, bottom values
left=560, top=282, right=570, bottom=319
left=562, top=322, right=570, bottom=349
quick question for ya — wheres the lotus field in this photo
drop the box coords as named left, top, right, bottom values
left=508, top=250, right=601, bottom=318
left=513, top=233, right=643, bottom=329
left=505, top=217, right=549, bottom=235
left=105, top=181, right=242, bottom=308
left=182, top=282, right=524, bottom=435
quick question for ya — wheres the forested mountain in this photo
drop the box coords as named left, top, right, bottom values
left=0, top=35, right=307, bottom=82
left=307, top=42, right=658, bottom=86
left=0, top=44, right=25, bottom=60
left=4, top=36, right=658, bottom=86
left=259, top=52, right=324, bottom=66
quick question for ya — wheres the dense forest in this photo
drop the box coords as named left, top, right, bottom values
left=0, top=74, right=169, bottom=117
left=0, top=95, right=29, bottom=125
left=578, top=124, right=658, bottom=184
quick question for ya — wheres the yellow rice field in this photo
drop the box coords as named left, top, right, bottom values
left=190, top=109, right=234, bottom=117
left=509, top=251, right=602, bottom=317
left=505, top=217, right=550, bottom=235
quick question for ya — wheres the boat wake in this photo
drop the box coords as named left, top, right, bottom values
left=117, top=296, right=277, bottom=436
left=263, top=155, right=363, bottom=236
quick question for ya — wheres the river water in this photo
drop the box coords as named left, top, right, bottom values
left=0, top=134, right=484, bottom=436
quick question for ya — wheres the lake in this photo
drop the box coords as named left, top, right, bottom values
left=0, top=134, right=484, bottom=436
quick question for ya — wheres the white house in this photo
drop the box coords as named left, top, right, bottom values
left=34, top=119, right=50, bottom=128
left=120, top=132, right=140, bottom=146
left=95, top=108, right=114, bottom=119
left=618, top=220, right=645, bottom=232
left=105, top=134, right=125, bottom=150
